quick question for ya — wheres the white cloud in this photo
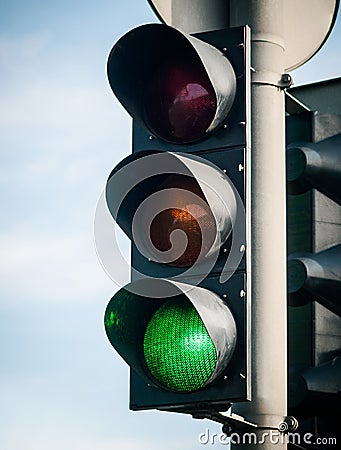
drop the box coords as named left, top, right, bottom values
left=7, top=434, right=196, bottom=450
left=0, top=370, right=206, bottom=450
left=0, top=230, right=129, bottom=305
left=0, top=76, right=129, bottom=156
left=0, top=31, right=132, bottom=283
left=0, top=31, right=52, bottom=75
left=0, top=31, right=130, bottom=177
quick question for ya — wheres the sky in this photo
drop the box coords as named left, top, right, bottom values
left=0, top=1, right=340, bottom=450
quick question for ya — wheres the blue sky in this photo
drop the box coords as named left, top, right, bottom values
left=0, top=2, right=340, bottom=450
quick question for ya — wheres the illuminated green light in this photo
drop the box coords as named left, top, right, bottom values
left=143, top=298, right=217, bottom=392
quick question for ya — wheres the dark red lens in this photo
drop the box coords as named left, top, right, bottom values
left=145, top=62, right=217, bottom=143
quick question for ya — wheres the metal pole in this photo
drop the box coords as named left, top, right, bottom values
left=169, top=0, right=230, bottom=33
left=230, top=1, right=287, bottom=448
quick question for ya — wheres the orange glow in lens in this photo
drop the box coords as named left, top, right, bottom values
left=150, top=203, right=216, bottom=267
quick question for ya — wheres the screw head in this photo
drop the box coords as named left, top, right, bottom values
left=281, top=73, right=293, bottom=87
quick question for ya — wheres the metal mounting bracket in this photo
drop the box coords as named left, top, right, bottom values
left=251, top=71, right=294, bottom=89
left=191, top=410, right=298, bottom=437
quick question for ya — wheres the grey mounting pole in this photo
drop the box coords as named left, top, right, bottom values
left=230, top=1, right=287, bottom=448
left=163, top=0, right=230, bottom=34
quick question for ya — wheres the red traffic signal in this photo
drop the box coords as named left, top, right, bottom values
left=107, top=24, right=237, bottom=143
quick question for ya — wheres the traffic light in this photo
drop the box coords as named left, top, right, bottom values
left=95, top=23, right=251, bottom=413
left=286, top=109, right=341, bottom=444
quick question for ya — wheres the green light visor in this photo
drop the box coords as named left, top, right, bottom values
left=104, top=278, right=237, bottom=393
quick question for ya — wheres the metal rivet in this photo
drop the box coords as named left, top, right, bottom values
left=222, top=294, right=228, bottom=299
left=240, top=244, right=246, bottom=252
left=239, top=121, right=246, bottom=128
left=240, top=290, right=246, bottom=298
left=238, top=163, right=244, bottom=172
left=223, top=248, right=228, bottom=253
left=148, top=135, right=154, bottom=140
left=240, top=373, right=246, bottom=379
left=238, top=43, right=244, bottom=49
left=224, top=375, right=228, bottom=380
left=222, top=123, right=228, bottom=129
left=222, top=47, right=228, bottom=52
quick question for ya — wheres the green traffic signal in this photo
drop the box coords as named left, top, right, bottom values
left=104, top=278, right=238, bottom=397
left=143, top=298, right=217, bottom=392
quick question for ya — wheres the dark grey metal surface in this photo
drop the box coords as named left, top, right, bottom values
left=289, top=78, right=341, bottom=116
left=288, top=245, right=341, bottom=316
left=287, top=132, right=341, bottom=205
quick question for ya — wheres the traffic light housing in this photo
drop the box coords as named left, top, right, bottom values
left=96, top=23, right=251, bottom=413
left=107, top=24, right=239, bottom=145
left=286, top=109, right=341, bottom=443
